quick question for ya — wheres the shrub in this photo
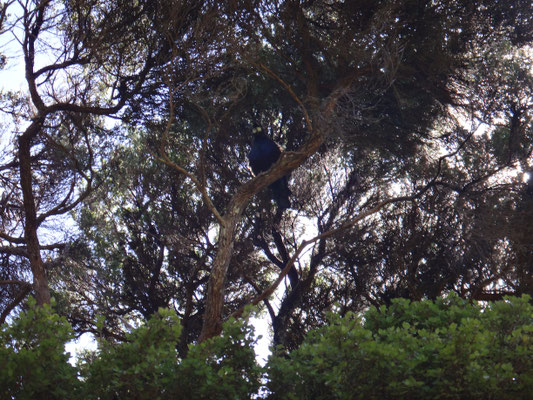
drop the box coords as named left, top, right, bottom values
left=1, top=303, right=261, bottom=400
left=0, top=298, right=80, bottom=399
left=80, top=310, right=261, bottom=399
left=266, top=294, right=533, bottom=400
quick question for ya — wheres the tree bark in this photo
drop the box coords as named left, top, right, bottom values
left=18, top=120, right=51, bottom=306
left=198, top=210, right=239, bottom=341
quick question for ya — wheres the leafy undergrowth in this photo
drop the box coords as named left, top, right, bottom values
left=1, top=294, right=532, bottom=399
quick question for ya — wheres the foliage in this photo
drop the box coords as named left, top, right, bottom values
left=266, top=294, right=533, bottom=400
left=0, top=298, right=80, bottom=400
left=0, top=301, right=260, bottom=400
left=1, top=296, right=532, bottom=399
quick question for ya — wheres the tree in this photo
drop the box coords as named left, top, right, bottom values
left=0, top=0, right=218, bottom=315
left=1, top=0, right=532, bottom=353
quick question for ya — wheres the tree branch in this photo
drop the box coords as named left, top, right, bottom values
left=0, top=281, right=32, bottom=324
left=231, top=184, right=436, bottom=320
left=0, top=246, right=28, bottom=257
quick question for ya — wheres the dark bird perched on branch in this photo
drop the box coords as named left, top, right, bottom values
left=248, top=126, right=298, bottom=289
left=248, top=127, right=291, bottom=211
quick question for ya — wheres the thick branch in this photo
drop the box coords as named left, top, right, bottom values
left=0, top=279, right=31, bottom=286
left=0, top=232, right=26, bottom=244
left=0, top=246, right=28, bottom=257
left=199, top=130, right=325, bottom=342
left=23, top=0, right=50, bottom=112
left=34, top=55, right=90, bottom=78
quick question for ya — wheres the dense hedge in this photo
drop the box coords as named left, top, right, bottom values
left=1, top=295, right=532, bottom=399
left=267, top=294, right=533, bottom=399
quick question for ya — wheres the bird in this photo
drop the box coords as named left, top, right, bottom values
left=248, top=127, right=291, bottom=211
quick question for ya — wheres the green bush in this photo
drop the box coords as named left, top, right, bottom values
left=1, top=296, right=531, bottom=399
left=0, top=298, right=80, bottom=399
left=266, top=294, right=533, bottom=400
left=80, top=309, right=261, bottom=399
left=1, top=303, right=261, bottom=400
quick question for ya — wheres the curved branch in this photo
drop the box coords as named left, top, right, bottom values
left=0, top=281, right=32, bottom=324
left=253, top=62, right=313, bottom=131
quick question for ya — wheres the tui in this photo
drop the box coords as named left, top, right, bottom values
left=248, top=128, right=291, bottom=210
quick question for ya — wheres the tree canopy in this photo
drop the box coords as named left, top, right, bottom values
left=0, top=0, right=532, bottom=353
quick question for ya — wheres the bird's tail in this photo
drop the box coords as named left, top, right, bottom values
left=270, top=178, right=291, bottom=211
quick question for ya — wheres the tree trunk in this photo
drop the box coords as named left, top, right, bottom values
left=198, top=209, right=239, bottom=341
left=19, top=123, right=51, bottom=306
